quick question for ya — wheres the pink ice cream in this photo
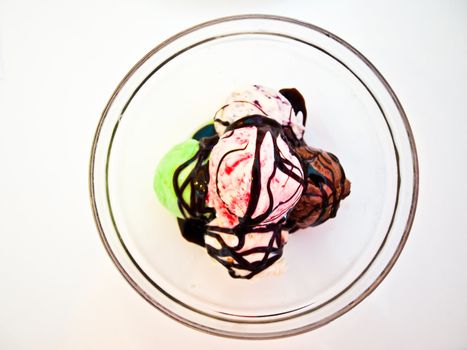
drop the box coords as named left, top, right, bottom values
left=206, top=126, right=304, bottom=228
left=204, top=118, right=304, bottom=278
left=214, top=85, right=305, bottom=139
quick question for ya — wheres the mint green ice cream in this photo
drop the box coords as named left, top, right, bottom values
left=153, top=139, right=199, bottom=218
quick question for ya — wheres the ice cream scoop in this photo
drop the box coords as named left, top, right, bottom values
left=154, top=132, right=218, bottom=219
left=285, top=144, right=351, bottom=231
left=207, top=117, right=304, bottom=227
left=214, top=85, right=306, bottom=140
left=153, top=139, right=200, bottom=218
left=205, top=116, right=305, bottom=278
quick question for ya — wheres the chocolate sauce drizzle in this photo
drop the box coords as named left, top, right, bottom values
left=205, top=223, right=284, bottom=279
left=172, top=133, right=218, bottom=247
left=170, top=88, right=350, bottom=279
left=279, top=88, right=307, bottom=127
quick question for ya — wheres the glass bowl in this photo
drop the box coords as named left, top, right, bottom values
left=89, top=14, right=418, bottom=339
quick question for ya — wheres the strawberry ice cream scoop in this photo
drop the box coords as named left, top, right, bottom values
left=206, top=119, right=304, bottom=228
left=205, top=116, right=305, bottom=278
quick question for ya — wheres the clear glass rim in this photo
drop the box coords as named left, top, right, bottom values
left=89, top=14, right=419, bottom=339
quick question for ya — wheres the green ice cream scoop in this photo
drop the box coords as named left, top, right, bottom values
left=153, top=139, right=199, bottom=218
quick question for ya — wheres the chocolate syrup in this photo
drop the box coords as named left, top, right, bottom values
left=172, top=133, right=219, bottom=246
left=177, top=218, right=206, bottom=247
left=279, top=88, right=308, bottom=128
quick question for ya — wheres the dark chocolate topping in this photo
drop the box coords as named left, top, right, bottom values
left=177, top=218, right=206, bottom=247
left=279, top=88, right=307, bottom=128
left=172, top=133, right=219, bottom=247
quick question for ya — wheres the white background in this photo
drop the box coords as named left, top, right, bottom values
left=1, top=0, right=466, bottom=349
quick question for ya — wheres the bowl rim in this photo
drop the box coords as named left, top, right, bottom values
left=89, top=14, right=419, bottom=339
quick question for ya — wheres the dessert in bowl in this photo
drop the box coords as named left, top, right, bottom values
left=154, top=85, right=351, bottom=279
left=89, top=15, right=418, bottom=338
